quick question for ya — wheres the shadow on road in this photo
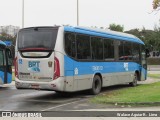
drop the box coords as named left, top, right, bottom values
left=0, top=86, right=12, bottom=91
left=101, top=83, right=143, bottom=93
left=24, top=83, right=142, bottom=101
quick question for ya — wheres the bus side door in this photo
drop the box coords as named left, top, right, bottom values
left=140, top=46, right=147, bottom=81
left=5, top=48, right=12, bottom=84
left=3, top=48, right=12, bottom=84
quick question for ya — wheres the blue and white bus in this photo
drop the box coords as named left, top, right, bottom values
left=0, top=40, right=12, bottom=85
left=15, top=26, right=149, bottom=94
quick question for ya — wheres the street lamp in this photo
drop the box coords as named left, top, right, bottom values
left=22, top=0, right=24, bottom=28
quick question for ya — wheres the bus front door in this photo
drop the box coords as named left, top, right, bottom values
left=0, top=49, right=6, bottom=84
left=140, top=47, right=147, bottom=81
left=5, top=49, right=12, bottom=84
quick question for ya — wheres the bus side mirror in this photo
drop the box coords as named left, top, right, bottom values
left=145, top=49, right=150, bottom=58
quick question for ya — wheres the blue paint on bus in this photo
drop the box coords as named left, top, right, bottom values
left=64, top=55, right=141, bottom=76
left=64, top=26, right=144, bottom=45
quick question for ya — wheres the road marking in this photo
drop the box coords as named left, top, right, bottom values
left=25, top=99, right=79, bottom=104
left=41, top=98, right=86, bottom=111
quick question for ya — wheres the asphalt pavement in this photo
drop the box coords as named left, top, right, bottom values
left=0, top=82, right=93, bottom=111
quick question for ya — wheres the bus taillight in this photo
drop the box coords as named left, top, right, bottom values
left=14, top=57, right=18, bottom=78
left=53, top=57, right=60, bottom=80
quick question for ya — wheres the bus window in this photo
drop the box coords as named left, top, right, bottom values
left=76, top=34, right=91, bottom=60
left=123, top=42, right=133, bottom=60
left=119, top=41, right=135, bottom=61
left=104, top=39, right=114, bottom=61
left=91, top=37, right=103, bottom=60
left=141, top=46, right=147, bottom=62
left=119, top=41, right=124, bottom=60
left=6, top=49, right=13, bottom=66
left=65, top=32, right=76, bottom=58
left=18, top=28, right=58, bottom=50
left=133, top=43, right=140, bottom=61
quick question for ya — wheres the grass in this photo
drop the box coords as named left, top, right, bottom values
left=148, top=74, right=160, bottom=79
left=91, top=82, right=160, bottom=105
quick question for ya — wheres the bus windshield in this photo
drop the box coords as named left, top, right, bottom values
left=18, top=27, right=58, bottom=50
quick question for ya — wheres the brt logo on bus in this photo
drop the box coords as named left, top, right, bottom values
left=28, top=61, right=40, bottom=72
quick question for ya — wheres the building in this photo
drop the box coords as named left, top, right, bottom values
left=0, top=25, right=20, bottom=36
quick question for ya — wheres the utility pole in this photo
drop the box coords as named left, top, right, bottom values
left=77, top=0, right=79, bottom=26
left=22, top=0, right=24, bottom=28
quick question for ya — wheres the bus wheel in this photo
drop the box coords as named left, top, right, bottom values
left=129, top=73, right=138, bottom=87
left=90, top=75, right=102, bottom=95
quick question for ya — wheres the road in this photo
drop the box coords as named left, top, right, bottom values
left=0, top=69, right=160, bottom=116
left=1, top=79, right=160, bottom=112
left=0, top=82, right=94, bottom=111
left=0, top=81, right=128, bottom=111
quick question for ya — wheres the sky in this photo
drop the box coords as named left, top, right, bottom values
left=0, top=0, right=159, bottom=31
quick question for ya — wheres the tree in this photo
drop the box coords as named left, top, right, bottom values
left=0, top=31, right=16, bottom=44
left=108, top=23, right=124, bottom=32
left=125, top=27, right=160, bottom=51
left=153, top=0, right=160, bottom=9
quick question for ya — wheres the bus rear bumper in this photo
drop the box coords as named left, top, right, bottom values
left=15, top=77, right=65, bottom=91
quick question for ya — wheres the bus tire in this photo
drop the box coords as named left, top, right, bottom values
left=129, top=73, right=138, bottom=87
left=90, top=75, right=102, bottom=95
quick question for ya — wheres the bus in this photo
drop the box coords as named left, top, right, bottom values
left=15, top=26, right=149, bottom=94
left=0, top=40, right=12, bottom=85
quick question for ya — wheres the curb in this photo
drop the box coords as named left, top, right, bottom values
left=106, top=102, right=160, bottom=105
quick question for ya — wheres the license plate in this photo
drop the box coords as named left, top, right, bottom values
left=19, top=75, right=32, bottom=79
left=31, top=84, right=40, bottom=89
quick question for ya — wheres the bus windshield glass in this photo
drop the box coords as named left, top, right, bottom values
left=18, top=27, right=58, bottom=50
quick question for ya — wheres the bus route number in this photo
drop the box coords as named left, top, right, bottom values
left=92, top=66, right=103, bottom=71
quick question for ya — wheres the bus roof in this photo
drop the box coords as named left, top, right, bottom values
left=64, top=26, right=144, bottom=45
left=0, top=40, right=6, bottom=46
